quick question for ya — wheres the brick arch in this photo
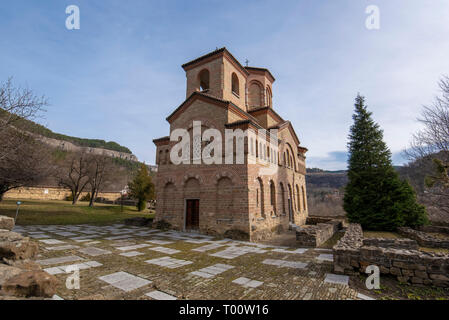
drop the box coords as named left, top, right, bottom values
left=162, top=176, right=176, bottom=186
left=285, top=142, right=297, bottom=171
left=182, top=173, right=204, bottom=187
left=248, top=80, right=263, bottom=108
left=256, top=177, right=265, bottom=218
left=214, top=171, right=237, bottom=185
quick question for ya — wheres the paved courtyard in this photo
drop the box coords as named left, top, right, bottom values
left=12, top=224, right=372, bottom=300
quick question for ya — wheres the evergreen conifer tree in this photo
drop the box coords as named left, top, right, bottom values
left=343, top=95, right=428, bottom=230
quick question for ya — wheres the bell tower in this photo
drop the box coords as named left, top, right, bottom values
left=182, top=48, right=249, bottom=111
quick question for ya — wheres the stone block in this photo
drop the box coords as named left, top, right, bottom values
left=0, top=216, right=14, bottom=231
left=390, top=267, right=402, bottom=276
left=1, top=270, right=59, bottom=298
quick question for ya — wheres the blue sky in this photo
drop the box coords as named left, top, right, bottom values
left=1, top=0, right=448, bottom=170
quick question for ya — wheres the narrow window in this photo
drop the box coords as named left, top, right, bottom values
left=199, top=69, right=210, bottom=91
left=232, top=73, right=239, bottom=95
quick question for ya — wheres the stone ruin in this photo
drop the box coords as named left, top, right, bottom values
left=333, top=223, right=449, bottom=287
left=0, top=215, right=58, bottom=299
left=295, top=217, right=343, bottom=247
left=398, top=227, right=449, bottom=249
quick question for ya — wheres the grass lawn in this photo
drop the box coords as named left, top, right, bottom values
left=363, top=231, right=403, bottom=239
left=0, top=199, right=154, bottom=225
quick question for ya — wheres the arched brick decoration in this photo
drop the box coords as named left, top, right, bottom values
left=270, top=180, right=277, bottom=215
left=296, top=184, right=301, bottom=212
left=279, top=182, right=286, bottom=214
left=182, top=173, right=203, bottom=187
left=248, top=80, right=263, bottom=108
left=183, top=177, right=201, bottom=201
left=257, top=177, right=265, bottom=218
left=214, top=171, right=237, bottom=185
left=287, top=183, right=293, bottom=222
left=302, top=185, right=307, bottom=211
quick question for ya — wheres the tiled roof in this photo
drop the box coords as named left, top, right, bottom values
left=181, top=47, right=249, bottom=76
left=245, top=66, right=276, bottom=82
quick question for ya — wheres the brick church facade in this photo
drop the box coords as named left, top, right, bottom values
left=153, top=48, right=308, bottom=241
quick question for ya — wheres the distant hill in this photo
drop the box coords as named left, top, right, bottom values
left=2, top=109, right=132, bottom=154
left=306, top=169, right=348, bottom=189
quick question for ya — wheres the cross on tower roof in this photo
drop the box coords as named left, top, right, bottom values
left=245, top=59, right=249, bottom=67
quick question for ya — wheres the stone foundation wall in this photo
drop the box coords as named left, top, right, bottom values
left=296, top=220, right=342, bottom=247
left=333, top=224, right=449, bottom=287
left=419, top=225, right=449, bottom=235
left=362, top=238, right=419, bottom=250
left=398, top=227, right=449, bottom=249
left=4, top=187, right=121, bottom=202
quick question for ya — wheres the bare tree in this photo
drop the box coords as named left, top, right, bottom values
left=0, top=78, right=47, bottom=156
left=0, top=132, right=54, bottom=201
left=0, top=78, right=51, bottom=201
left=405, top=76, right=449, bottom=213
left=87, top=154, right=113, bottom=207
left=57, top=150, right=91, bottom=205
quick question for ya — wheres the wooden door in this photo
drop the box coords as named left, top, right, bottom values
left=186, top=199, right=199, bottom=230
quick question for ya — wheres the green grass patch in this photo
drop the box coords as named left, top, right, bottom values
left=0, top=199, right=154, bottom=225
left=363, top=231, right=403, bottom=239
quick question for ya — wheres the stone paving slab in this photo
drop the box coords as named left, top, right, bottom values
left=36, top=255, right=84, bottom=266
left=146, top=240, right=174, bottom=245
left=46, top=245, right=80, bottom=251
left=146, top=290, right=177, bottom=300
left=317, top=254, right=334, bottom=262
left=78, top=247, right=112, bottom=256
left=40, top=239, right=66, bottom=245
left=262, top=259, right=308, bottom=269
left=44, top=261, right=103, bottom=275
left=145, top=257, right=193, bottom=269
left=357, top=292, right=375, bottom=300
left=272, top=248, right=308, bottom=254
left=120, top=251, right=144, bottom=257
left=191, top=243, right=225, bottom=252
left=232, top=277, right=264, bottom=288
left=149, top=246, right=180, bottom=254
left=190, top=263, right=234, bottom=278
left=324, top=273, right=349, bottom=286
left=116, top=244, right=152, bottom=251
left=99, top=272, right=151, bottom=292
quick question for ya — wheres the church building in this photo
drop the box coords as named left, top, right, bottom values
left=153, top=48, right=308, bottom=241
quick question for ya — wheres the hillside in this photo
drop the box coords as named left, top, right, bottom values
left=1, top=108, right=132, bottom=154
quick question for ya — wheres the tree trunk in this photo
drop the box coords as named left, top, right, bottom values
left=89, top=188, right=96, bottom=207
left=72, top=193, right=79, bottom=205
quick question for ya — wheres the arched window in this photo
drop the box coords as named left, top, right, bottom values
left=302, top=186, right=307, bottom=211
left=279, top=183, right=286, bottom=214
left=232, top=73, right=239, bottom=95
left=248, top=81, right=263, bottom=107
left=198, top=69, right=210, bottom=91
left=158, top=150, right=164, bottom=165
left=296, top=185, right=301, bottom=212
left=257, top=178, right=265, bottom=218
left=250, top=138, right=254, bottom=155
left=266, top=87, right=272, bottom=107
left=270, top=180, right=276, bottom=215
